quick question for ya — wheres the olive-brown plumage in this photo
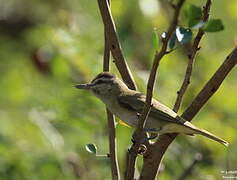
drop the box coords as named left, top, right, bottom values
left=75, top=72, right=229, bottom=146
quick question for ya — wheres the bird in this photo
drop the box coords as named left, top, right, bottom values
left=75, top=72, right=229, bottom=146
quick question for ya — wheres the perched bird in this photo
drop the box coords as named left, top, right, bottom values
left=75, top=72, right=228, bottom=146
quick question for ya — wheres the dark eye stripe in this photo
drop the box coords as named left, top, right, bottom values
left=96, top=80, right=104, bottom=84
left=95, top=79, right=113, bottom=85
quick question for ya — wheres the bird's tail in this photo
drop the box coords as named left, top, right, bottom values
left=193, top=128, right=229, bottom=146
left=183, top=121, right=229, bottom=147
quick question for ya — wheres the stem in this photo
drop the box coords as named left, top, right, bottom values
left=102, top=1, right=120, bottom=179
left=173, top=0, right=212, bottom=112
left=141, top=47, right=237, bottom=179
left=176, top=153, right=202, bottom=180
left=97, top=0, right=137, bottom=90
left=126, top=0, right=186, bottom=179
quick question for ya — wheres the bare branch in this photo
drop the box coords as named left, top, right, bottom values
left=97, top=0, right=138, bottom=179
left=139, top=0, right=185, bottom=138
left=101, top=1, right=120, bottom=179
left=106, top=109, right=120, bottom=180
left=103, top=23, right=110, bottom=71
left=176, top=153, right=202, bottom=180
left=141, top=47, right=237, bottom=179
left=173, top=0, right=212, bottom=112
left=97, top=0, right=137, bottom=90
left=125, top=0, right=186, bottom=179
left=182, top=47, right=237, bottom=120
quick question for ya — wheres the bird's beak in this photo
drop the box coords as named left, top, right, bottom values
left=74, top=83, right=94, bottom=89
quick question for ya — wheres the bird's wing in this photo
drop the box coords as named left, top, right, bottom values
left=117, top=92, right=185, bottom=125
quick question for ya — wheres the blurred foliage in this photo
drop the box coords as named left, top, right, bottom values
left=0, top=0, right=236, bottom=179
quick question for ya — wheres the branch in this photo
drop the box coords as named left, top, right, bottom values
left=102, top=1, right=120, bottom=179
left=140, top=47, right=237, bottom=179
left=106, top=109, right=120, bottom=180
left=176, top=153, right=202, bottom=180
left=103, top=16, right=110, bottom=71
left=97, top=0, right=137, bottom=178
left=173, top=0, right=212, bottom=112
left=139, top=0, right=185, bottom=139
left=182, top=47, right=237, bottom=120
left=97, top=0, right=137, bottom=90
left=125, top=0, right=186, bottom=179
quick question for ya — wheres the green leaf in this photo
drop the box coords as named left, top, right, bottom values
left=185, top=4, right=202, bottom=28
left=151, top=28, right=159, bottom=50
left=203, top=19, right=224, bottom=32
left=85, top=144, right=97, bottom=154
left=176, top=27, right=193, bottom=44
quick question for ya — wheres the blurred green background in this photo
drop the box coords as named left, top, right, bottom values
left=0, top=0, right=236, bottom=179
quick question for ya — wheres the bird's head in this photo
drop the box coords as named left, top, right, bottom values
left=75, top=72, right=128, bottom=98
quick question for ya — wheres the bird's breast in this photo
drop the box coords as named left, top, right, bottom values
left=115, top=110, right=138, bottom=127
left=106, top=101, right=138, bottom=127
left=100, top=96, right=161, bottom=128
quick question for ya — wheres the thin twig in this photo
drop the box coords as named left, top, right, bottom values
left=125, top=0, right=186, bottom=179
left=97, top=0, right=137, bottom=90
left=140, top=47, right=237, bottom=179
left=139, top=0, right=185, bottom=138
left=181, top=48, right=237, bottom=120
left=173, top=0, right=212, bottom=112
left=102, top=0, right=120, bottom=179
left=106, top=109, right=120, bottom=180
left=176, top=153, right=202, bottom=180
left=103, top=21, right=110, bottom=71
left=97, top=0, right=137, bottom=179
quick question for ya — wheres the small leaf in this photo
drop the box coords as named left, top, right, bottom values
left=176, top=27, right=192, bottom=44
left=168, top=33, right=177, bottom=49
left=185, top=4, right=202, bottom=28
left=203, top=19, right=224, bottom=32
left=151, top=28, right=159, bottom=50
left=85, top=144, right=97, bottom=154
